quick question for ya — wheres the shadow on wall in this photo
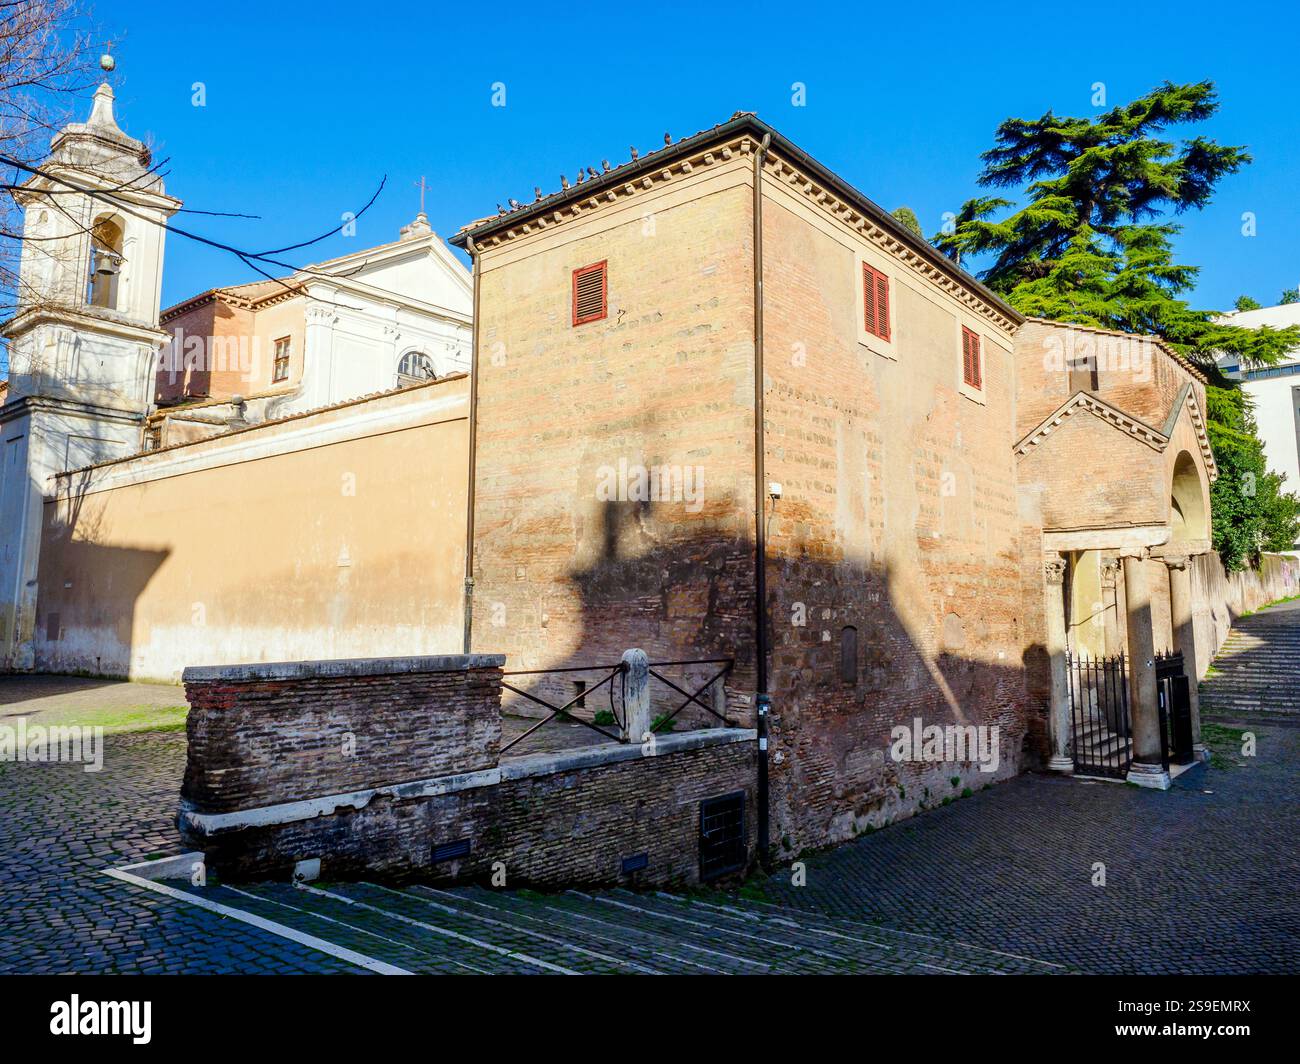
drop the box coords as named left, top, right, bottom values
left=496, top=494, right=1049, bottom=856
left=32, top=470, right=169, bottom=678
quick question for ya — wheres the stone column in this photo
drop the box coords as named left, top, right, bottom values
left=1043, top=554, right=1073, bottom=773
left=1122, top=552, right=1170, bottom=789
left=303, top=304, right=338, bottom=408
left=1165, top=556, right=1207, bottom=762
left=620, top=648, right=651, bottom=744
left=1100, top=557, right=1122, bottom=656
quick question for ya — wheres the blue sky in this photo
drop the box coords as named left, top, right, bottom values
left=98, top=0, right=1295, bottom=311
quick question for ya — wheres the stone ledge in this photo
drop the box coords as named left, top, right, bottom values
left=180, top=766, right=505, bottom=836
left=501, top=727, right=757, bottom=781
left=182, top=653, right=507, bottom=684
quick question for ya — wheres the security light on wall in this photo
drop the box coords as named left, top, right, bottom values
left=768, top=482, right=782, bottom=500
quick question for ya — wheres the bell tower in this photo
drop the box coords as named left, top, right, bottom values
left=0, top=55, right=181, bottom=668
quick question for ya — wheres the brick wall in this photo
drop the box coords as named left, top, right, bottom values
left=182, top=655, right=505, bottom=813
left=180, top=652, right=758, bottom=887
left=759, top=181, right=1032, bottom=853
left=201, top=738, right=757, bottom=887
left=467, top=155, right=760, bottom=717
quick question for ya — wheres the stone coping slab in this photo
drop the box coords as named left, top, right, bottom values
left=182, top=653, right=507, bottom=684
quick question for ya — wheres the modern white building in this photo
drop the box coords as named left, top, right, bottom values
left=1217, top=304, right=1300, bottom=522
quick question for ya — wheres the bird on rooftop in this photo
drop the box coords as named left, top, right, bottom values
left=576, top=168, right=585, bottom=184
left=508, top=198, right=523, bottom=210
left=586, top=167, right=597, bottom=179
left=664, top=132, right=671, bottom=145
left=496, top=203, right=507, bottom=215
left=534, top=186, right=543, bottom=201
left=630, top=146, right=638, bottom=161
left=601, top=159, right=611, bottom=172
left=561, top=175, right=570, bottom=189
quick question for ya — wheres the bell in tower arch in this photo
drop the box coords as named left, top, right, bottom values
left=88, top=214, right=124, bottom=310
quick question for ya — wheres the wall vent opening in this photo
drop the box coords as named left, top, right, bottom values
left=699, top=791, right=746, bottom=881
left=572, top=261, right=607, bottom=326
left=431, top=838, right=471, bottom=864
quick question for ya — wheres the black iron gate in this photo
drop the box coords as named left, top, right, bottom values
left=1155, top=650, right=1195, bottom=767
left=1067, top=652, right=1133, bottom=778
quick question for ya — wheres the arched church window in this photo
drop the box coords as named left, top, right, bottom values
left=396, top=350, right=436, bottom=387
left=88, top=215, right=124, bottom=310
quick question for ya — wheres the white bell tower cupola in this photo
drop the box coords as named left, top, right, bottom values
left=4, top=69, right=181, bottom=413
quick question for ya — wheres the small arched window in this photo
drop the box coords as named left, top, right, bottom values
left=396, top=350, right=436, bottom=387
left=88, top=214, right=125, bottom=310
left=840, top=625, right=858, bottom=684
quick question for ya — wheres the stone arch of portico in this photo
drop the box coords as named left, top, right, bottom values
left=1169, top=449, right=1209, bottom=544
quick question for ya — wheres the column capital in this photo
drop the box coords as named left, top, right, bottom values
left=1044, top=556, right=1067, bottom=585
left=1161, top=555, right=1190, bottom=571
left=1100, top=556, right=1121, bottom=588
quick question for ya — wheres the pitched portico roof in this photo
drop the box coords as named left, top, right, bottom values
left=1014, top=382, right=1217, bottom=481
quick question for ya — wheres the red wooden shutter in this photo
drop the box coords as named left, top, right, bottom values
left=962, top=326, right=982, bottom=388
left=862, top=264, right=877, bottom=336
left=863, top=264, right=891, bottom=341
left=572, top=261, right=607, bottom=326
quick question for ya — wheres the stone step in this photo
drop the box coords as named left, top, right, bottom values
left=451, top=884, right=822, bottom=973
left=197, top=883, right=472, bottom=973
left=408, top=884, right=719, bottom=974
left=654, top=890, right=1064, bottom=974
left=599, top=888, right=1050, bottom=974
left=450, top=884, right=857, bottom=973
left=209, top=881, right=554, bottom=973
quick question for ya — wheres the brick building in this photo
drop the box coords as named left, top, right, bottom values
left=453, top=114, right=1034, bottom=859
left=449, top=113, right=1234, bottom=861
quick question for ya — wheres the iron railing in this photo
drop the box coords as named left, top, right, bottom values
left=1067, top=651, right=1133, bottom=778
left=500, top=657, right=736, bottom=755
left=1154, top=649, right=1194, bottom=767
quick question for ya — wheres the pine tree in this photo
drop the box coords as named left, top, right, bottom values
left=1234, top=295, right=1261, bottom=312
left=936, top=81, right=1300, bottom=568
left=891, top=206, right=923, bottom=241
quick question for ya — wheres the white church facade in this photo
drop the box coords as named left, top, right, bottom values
left=152, top=215, right=471, bottom=446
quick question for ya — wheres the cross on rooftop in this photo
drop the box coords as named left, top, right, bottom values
left=414, top=176, right=430, bottom=214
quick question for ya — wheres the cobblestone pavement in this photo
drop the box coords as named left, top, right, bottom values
left=761, top=726, right=1298, bottom=974
left=2, top=602, right=1295, bottom=973
left=762, top=601, right=1300, bottom=974
left=0, top=732, right=355, bottom=974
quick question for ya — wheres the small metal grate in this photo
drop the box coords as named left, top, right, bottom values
left=699, top=791, right=746, bottom=881
left=431, top=838, right=471, bottom=864
left=621, top=852, right=648, bottom=874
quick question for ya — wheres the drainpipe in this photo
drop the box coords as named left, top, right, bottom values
left=462, top=235, right=482, bottom=654
left=753, top=133, right=772, bottom=864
